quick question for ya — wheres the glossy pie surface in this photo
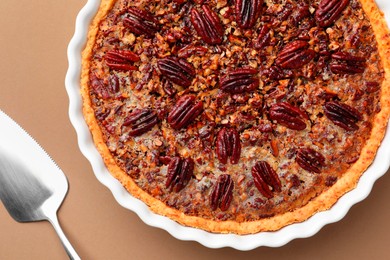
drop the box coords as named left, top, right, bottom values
left=81, top=0, right=390, bottom=233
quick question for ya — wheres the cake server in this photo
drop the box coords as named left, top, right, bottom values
left=0, top=110, right=80, bottom=260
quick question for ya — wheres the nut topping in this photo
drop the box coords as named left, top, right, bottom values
left=254, top=25, right=271, bottom=49
left=190, top=5, right=224, bottom=45
left=219, top=68, right=259, bottom=94
left=269, top=102, right=307, bottom=130
left=162, top=79, right=177, bottom=97
left=315, top=0, right=349, bottom=27
left=123, top=108, right=159, bottom=136
left=157, top=57, right=196, bottom=88
left=235, top=0, right=263, bottom=29
left=210, top=174, right=234, bottom=211
left=324, top=101, right=363, bottom=131
left=86, top=0, right=385, bottom=226
left=262, top=66, right=293, bottom=80
left=275, top=40, right=315, bottom=69
left=177, top=45, right=208, bottom=59
left=296, top=148, right=326, bottom=173
left=329, top=52, right=366, bottom=75
left=168, top=95, right=203, bottom=130
left=104, top=50, right=140, bottom=71
left=166, top=157, right=194, bottom=192
left=123, top=7, right=159, bottom=38
left=251, top=161, right=281, bottom=199
left=108, top=74, right=120, bottom=94
left=215, top=127, right=241, bottom=164
left=290, top=2, right=310, bottom=26
left=90, top=73, right=117, bottom=99
left=365, top=82, right=380, bottom=93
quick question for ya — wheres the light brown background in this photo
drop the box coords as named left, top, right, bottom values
left=0, top=0, right=389, bottom=259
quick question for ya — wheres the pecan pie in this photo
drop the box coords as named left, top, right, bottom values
left=81, top=0, right=390, bottom=234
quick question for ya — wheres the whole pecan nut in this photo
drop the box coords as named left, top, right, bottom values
left=190, top=5, right=224, bottom=45
left=296, top=148, right=326, bottom=173
left=210, top=174, right=234, bottom=211
left=235, top=0, right=263, bottom=29
left=251, top=161, right=282, bottom=199
left=329, top=52, right=366, bottom=74
left=123, top=108, right=159, bottom=136
left=166, top=157, right=194, bottom=192
left=168, top=95, right=203, bottom=129
left=219, top=68, right=259, bottom=94
left=104, top=50, right=140, bottom=71
left=215, top=127, right=241, bottom=164
left=269, top=102, right=308, bottom=130
left=315, top=0, right=350, bottom=27
left=275, top=40, right=315, bottom=69
left=123, top=7, right=159, bottom=38
left=157, top=57, right=196, bottom=88
left=324, top=101, right=362, bottom=131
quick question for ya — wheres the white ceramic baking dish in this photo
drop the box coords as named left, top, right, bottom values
left=65, top=0, right=390, bottom=250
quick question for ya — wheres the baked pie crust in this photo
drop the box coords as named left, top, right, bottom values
left=81, top=0, right=390, bottom=234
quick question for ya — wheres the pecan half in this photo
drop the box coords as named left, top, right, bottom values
left=123, top=7, right=159, bottom=38
left=329, top=52, right=366, bottom=74
left=235, top=0, right=263, bottom=29
left=123, top=108, right=158, bottom=136
left=157, top=57, right=196, bottom=88
left=275, top=40, right=315, bottom=69
left=215, top=127, right=241, bottom=164
left=190, top=5, right=224, bottom=45
left=168, top=95, right=203, bottom=129
left=315, top=0, right=349, bottom=27
left=219, top=68, right=259, bottom=94
left=269, top=102, right=307, bottom=130
left=324, top=101, right=362, bottom=131
left=296, top=148, right=326, bottom=173
left=166, top=157, right=194, bottom=192
left=251, top=161, right=281, bottom=199
left=104, top=50, right=140, bottom=71
left=210, top=174, right=234, bottom=211
left=254, top=25, right=271, bottom=49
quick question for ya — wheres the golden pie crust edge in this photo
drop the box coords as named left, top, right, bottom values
left=80, top=0, right=390, bottom=234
